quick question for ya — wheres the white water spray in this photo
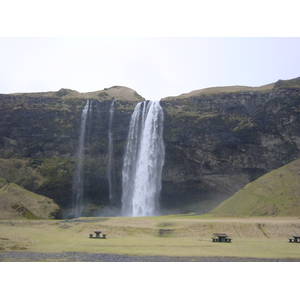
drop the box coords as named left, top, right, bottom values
left=121, top=101, right=165, bottom=217
left=72, top=99, right=91, bottom=217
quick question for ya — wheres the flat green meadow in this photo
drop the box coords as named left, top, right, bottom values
left=1, top=214, right=300, bottom=260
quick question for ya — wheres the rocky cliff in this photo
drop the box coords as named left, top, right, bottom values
left=160, top=78, right=300, bottom=213
left=0, top=86, right=143, bottom=216
left=0, top=79, right=300, bottom=217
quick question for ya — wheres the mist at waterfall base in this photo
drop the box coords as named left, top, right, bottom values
left=69, top=100, right=165, bottom=218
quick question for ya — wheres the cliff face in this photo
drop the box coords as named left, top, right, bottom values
left=160, top=78, right=300, bottom=212
left=0, top=86, right=143, bottom=215
left=0, top=79, right=300, bottom=216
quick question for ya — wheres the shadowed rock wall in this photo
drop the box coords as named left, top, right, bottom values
left=160, top=78, right=300, bottom=213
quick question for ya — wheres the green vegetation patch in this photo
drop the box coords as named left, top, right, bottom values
left=0, top=182, right=61, bottom=220
left=274, top=77, right=300, bottom=89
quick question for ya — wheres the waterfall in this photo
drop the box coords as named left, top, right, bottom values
left=121, top=100, right=165, bottom=217
left=107, top=101, right=116, bottom=206
left=71, top=99, right=91, bottom=218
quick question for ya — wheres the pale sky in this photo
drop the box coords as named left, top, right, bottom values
left=1, top=37, right=299, bottom=100
left=1, top=2, right=300, bottom=100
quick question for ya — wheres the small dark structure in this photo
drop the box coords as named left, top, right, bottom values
left=288, top=236, right=300, bottom=243
left=89, top=231, right=106, bottom=239
left=159, top=229, right=174, bottom=236
left=212, top=233, right=232, bottom=243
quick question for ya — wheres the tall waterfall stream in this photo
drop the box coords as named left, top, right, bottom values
left=121, top=100, right=165, bottom=217
left=71, top=99, right=91, bottom=218
left=71, top=99, right=164, bottom=218
left=108, top=101, right=116, bottom=206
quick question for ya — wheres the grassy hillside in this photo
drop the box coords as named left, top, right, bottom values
left=210, top=159, right=300, bottom=216
left=162, top=77, right=300, bottom=100
left=162, top=83, right=275, bottom=100
left=0, top=179, right=61, bottom=219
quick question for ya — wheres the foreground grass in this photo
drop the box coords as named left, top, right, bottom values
left=0, top=215, right=300, bottom=259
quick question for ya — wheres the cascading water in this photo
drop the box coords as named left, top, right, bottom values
left=71, top=99, right=91, bottom=218
left=121, top=100, right=165, bottom=217
left=107, top=101, right=116, bottom=206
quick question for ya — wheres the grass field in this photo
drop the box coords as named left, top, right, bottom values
left=1, top=214, right=300, bottom=260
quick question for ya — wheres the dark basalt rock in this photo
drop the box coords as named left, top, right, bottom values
left=0, top=79, right=300, bottom=216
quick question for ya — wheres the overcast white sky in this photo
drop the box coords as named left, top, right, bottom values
left=1, top=37, right=300, bottom=100
left=1, top=1, right=300, bottom=100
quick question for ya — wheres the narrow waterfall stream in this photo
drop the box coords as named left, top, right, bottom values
left=71, top=99, right=91, bottom=217
left=121, top=100, right=165, bottom=217
left=108, top=100, right=116, bottom=206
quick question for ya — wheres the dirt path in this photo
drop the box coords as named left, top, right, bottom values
left=0, top=251, right=299, bottom=262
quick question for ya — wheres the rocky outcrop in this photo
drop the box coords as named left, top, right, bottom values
left=0, top=79, right=300, bottom=216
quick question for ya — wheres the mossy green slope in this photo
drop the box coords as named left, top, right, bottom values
left=210, top=159, right=300, bottom=216
left=0, top=179, right=61, bottom=220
